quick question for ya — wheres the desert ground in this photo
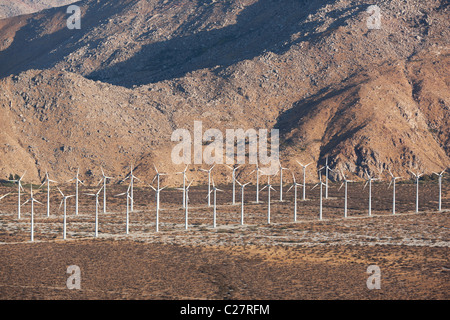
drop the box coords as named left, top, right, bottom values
left=0, top=180, right=449, bottom=300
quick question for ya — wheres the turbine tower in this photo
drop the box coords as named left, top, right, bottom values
left=99, top=167, right=113, bottom=213
left=85, top=186, right=104, bottom=237
left=39, top=171, right=57, bottom=218
left=68, top=169, right=84, bottom=216
left=287, top=172, right=302, bottom=221
left=8, top=171, right=26, bottom=219
left=149, top=181, right=167, bottom=232
left=338, top=170, right=354, bottom=218
left=207, top=178, right=223, bottom=228
left=433, top=169, right=446, bottom=212
left=22, top=185, right=43, bottom=242
left=115, top=184, right=132, bottom=234
left=57, top=187, right=74, bottom=240
left=236, top=179, right=250, bottom=225
left=124, top=164, right=140, bottom=212
left=200, top=165, right=215, bottom=206
left=409, top=169, right=423, bottom=213
left=297, top=161, right=312, bottom=201
left=261, top=175, right=276, bottom=224
left=249, top=164, right=263, bottom=204
left=364, top=169, right=380, bottom=217
left=388, top=169, right=402, bottom=215
left=278, top=162, right=288, bottom=202
left=312, top=171, right=326, bottom=220
left=225, top=165, right=241, bottom=205
left=176, top=165, right=189, bottom=208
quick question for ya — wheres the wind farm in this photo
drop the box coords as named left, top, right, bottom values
left=0, top=0, right=448, bottom=303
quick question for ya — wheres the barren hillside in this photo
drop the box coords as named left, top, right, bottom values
left=0, top=0, right=448, bottom=185
left=0, top=0, right=78, bottom=19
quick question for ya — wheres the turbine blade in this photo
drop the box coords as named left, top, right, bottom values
left=57, top=187, right=64, bottom=197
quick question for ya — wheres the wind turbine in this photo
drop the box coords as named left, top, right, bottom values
left=176, top=181, right=193, bottom=230
left=338, top=170, right=354, bottom=218
left=278, top=162, right=288, bottom=202
left=387, top=169, right=402, bottom=215
left=176, top=165, right=189, bottom=208
left=236, top=179, right=250, bottom=225
left=433, top=169, right=446, bottom=212
left=85, top=186, right=104, bottom=237
left=149, top=181, right=167, bottom=232
left=68, top=169, right=84, bottom=216
left=123, top=164, right=140, bottom=212
left=297, top=161, right=312, bottom=201
left=261, top=175, right=276, bottom=224
left=364, top=169, right=380, bottom=217
left=57, top=187, right=74, bottom=240
left=409, top=169, right=423, bottom=213
left=22, top=185, right=43, bottom=242
left=200, top=165, right=215, bottom=206
left=312, top=171, right=326, bottom=220
left=249, top=164, right=262, bottom=203
left=287, top=172, right=302, bottom=221
left=98, top=167, right=113, bottom=213
left=115, top=184, right=132, bottom=234
left=320, top=156, right=331, bottom=199
left=9, top=171, right=25, bottom=219
left=207, top=178, right=223, bottom=228
left=39, top=171, right=57, bottom=218
left=226, top=165, right=241, bottom=205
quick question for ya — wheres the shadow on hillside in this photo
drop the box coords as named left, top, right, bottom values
left=87, top=0, right=366, bottom=87
left=0, top=0, right=368, bottom=88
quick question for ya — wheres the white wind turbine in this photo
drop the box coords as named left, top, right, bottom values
left=176, top=181, right=193, bottom=230
left=225, top=165, right=241, bottom=205
left=287, top=172, right=302, bottom=221
left=68, top=169, right=84, bottom=216
left=387, top=169, right=402, bottom=215
left=433, top=169, right=446, bottom=212
left=261, top=175, right=277, bottom=224
left=57, top=187, right=74, bottom=240
left=312, top=170, right=326, bottom=220
left=249, top=164, right=262, bottom=203
left=409, top=169, right=423, bottom=213
left=22, top=185, right=43, bottom=242
left=297, top=161, right=312, bottom=201
left=115, top=183, right=132, bottom=234
left=236, top=179, right=250, bottom=225
left=321, top=156, right=331, bottom=199
left=207, top=178, right=223, bottom=228
left=176, top=165, right=189, bottom=208
left=278, top=162, right=288, bottom=202
left=99, top=167, right=113, bottom=213
left=338, top=170, right=354, bottom=218
left=200, top=164, right=215, bottom=206
left=123, top=164, right=140, bottom=212
left=39, top=171, right=57, bottom=218
left=364, top=169, right=381, bottom=217
left=8, top=171, right=26, bottom=219
left=85, top=186, right=104, bottom=237
left=149, top=181, right=167, bottom=233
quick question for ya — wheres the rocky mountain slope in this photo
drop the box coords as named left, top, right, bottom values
left=0, top=0, right=448, bottom=185
left=0, top=0, right=77, bottom=19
